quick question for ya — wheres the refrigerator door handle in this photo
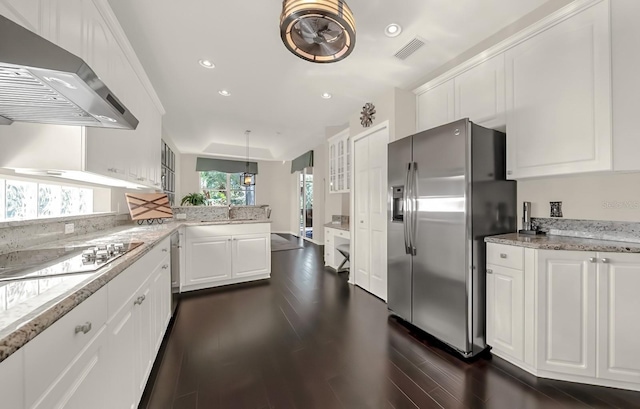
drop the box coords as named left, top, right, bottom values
left=404, top=163, right=412, bottom=255
left=410, top=162, right=418, bottom=256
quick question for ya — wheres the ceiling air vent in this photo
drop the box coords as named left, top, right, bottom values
left=394, top=37, right=427, bottom=61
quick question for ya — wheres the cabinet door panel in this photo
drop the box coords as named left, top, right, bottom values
left=505, top=2, right=611, bottom=179
left=107, top=298, right=137, bottom=409
left=0, top=348, right=24, bottom=409
left=232, top=234, right=270, bottom=278
left=487, top=264, right=524, bottom=361
left=134, top=281, right=153, bottom=400
left=0, top=0, right=43, bottom=33
left=598, top=254, right=640, bottom=384
left=537, top=250, right=597, bottom=377
left=455, top=54, right=505, bottom=129
left=186, top=236, right=232, bottom=284
left=31, top=327, right=108, bottom=409
left=417, top=80, right=454, bottom=132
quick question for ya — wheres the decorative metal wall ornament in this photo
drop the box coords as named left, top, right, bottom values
left=360, top=102, right=376, bottom=127
left=242, top=130, right=256, bottom=186
left=280, top=0, right=356, bottom=64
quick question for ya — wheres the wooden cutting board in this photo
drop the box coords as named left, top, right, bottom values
left=125, top=193, right=173, bottom=221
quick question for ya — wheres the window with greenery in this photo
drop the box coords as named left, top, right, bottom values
left=0, top=178, right=94, bottom=221
left=200, top=171, right=255, bottom=206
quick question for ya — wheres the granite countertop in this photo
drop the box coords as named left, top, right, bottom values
left=485, top=233, right=640, bottom=253
left=0, top=219, right=271, bottom=363
left=324, top=222, right=350, bottom=232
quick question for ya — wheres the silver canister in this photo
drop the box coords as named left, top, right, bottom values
left=522, top=201, right=532, bottom=231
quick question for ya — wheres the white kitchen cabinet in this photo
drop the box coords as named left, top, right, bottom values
left=24, top=287, right=109, bottom=409
left=416, top=79, right=455, bottom=132
left=0, top=0, right=43, bottom=32
left=486, top=264, right=524, bottom=362
left=0, top=348, right=24, bottom=409
left=505, top=1, right=612, bottom=179
left=454, top=54, right=505, bottom=129
left=106, top=237, right=171, bottom=409
left=231, top=234, right=270, bottom=278
left=183, top=224, right=271, bottom=292
left=597, top=253, right=640, bottom=384
left=0, top=0, right=163, bottom=190
left=486, top=243, right=640, bottom=391
left=185, top=236, right=233, bottom=286
left=536, top=250, right=597, bottom=378
left=328, top=129, right=351, bottom=194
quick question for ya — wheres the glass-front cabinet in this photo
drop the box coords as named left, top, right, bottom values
left=328, top=129, right=351, bottom=194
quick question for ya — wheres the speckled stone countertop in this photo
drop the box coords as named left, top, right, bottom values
left=324, top=223, right=350, bottom=232
left=485, top=233, right=640, bottom=253
left=0, top=219, right=271, bottom=363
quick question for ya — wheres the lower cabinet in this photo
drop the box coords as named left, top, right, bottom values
left=0, top=348, right=24, bottom=409
left=486, top=264, right=524, bottom=362
left=486, top=243, right=640, bottom=391
left=597, top=253, right=640, bottom=385
left=536, top=250, right=597, bottom=378
left=183, top=224, right=271, bottom=292
left=324, top=227, right=351, bottom=270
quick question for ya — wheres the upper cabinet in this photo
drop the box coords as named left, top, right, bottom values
left=413, top=0, right=624, bottom=180
left=455, top=54, right=506, bottom=130
left=0, top=0, right=164, bottom=189
left=416, top=79, right=454, bottom=132
left=505, top=1, right=611, bottom=179
left=328, top=129, right=351, bottom=194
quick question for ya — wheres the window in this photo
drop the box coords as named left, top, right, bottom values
left=0, top=178, right=94, bottom=221
left=200, top=171, right=255, bottom=206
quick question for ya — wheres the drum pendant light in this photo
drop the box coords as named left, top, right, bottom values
left=280, top=0, right=356, bottom=63
left=242, top=130, right=255, bottom=186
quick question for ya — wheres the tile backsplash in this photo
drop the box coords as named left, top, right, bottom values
left=532, top=217, right=640, bottom=244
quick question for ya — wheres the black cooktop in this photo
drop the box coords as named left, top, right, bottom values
left=0, top=241, right=144, bottom=282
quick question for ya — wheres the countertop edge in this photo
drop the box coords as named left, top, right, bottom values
left=485, top=234, right=640, bottom=253
left=0, top=219, right=272, bottom=363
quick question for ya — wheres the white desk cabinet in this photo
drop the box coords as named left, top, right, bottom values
left=184, top=223, right=271, bottom=292
left=324, top=227, right=350, bottom=270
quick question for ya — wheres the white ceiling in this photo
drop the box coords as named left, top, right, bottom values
left=108, top=0, right=550, bottom=161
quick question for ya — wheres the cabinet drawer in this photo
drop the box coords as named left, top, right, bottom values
left=487, top=243, right=523, bottom=270
left=188, top=223, right=270, bottom=239
left=25, top=287, right=108, bottom=407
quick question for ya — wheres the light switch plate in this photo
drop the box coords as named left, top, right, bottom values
left=64, top=223, right=75, bottom=234
left=176, top=214, right=187, bottom=220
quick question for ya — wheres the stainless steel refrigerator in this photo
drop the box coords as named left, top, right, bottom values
left=388, top=118, right=516, bottom=358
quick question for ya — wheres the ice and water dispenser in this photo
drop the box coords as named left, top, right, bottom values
left=391, top=186, right=404, bottom=222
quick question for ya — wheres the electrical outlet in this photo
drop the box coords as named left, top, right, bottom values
left=176, top=213, right=187, bottom=220
left=64, top=223, right=75, bottom=234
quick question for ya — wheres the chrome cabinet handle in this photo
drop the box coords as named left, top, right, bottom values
left=74, top=322, right=92, bottom=335
left=601, top=258, right=610, bottom=264
left=134, top=295, right=146, bottom=306
left=500, top=253, right=507, bottom=259
left=589, top=257, right=597, bottom=263
left=162, top=264, right=169, bottom=269
left=487, top=269, right=493, bottom=274
left=162, top=248, right=168, bottom=252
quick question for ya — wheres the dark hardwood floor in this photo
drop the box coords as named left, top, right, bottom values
left=140, top=236, right=640, bottom=409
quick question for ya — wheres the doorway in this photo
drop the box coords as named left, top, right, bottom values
left=298, top=167, right=313, bottom=240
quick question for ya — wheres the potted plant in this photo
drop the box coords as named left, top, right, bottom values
left=180, top=193, right=206, bottom=206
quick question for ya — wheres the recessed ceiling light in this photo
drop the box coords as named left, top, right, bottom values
left=199, top=59, right=215, bottom=69
left=218, top=90, right=231, bottom=97
left=385, top=23, right=402, bottom=38
left=321, top=92, right=332, bottom=99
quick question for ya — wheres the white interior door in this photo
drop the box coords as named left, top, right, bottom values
left=354, top=137, right=370, bottom=291
left=353, top=126, right=388, bottom=299
left=368, top=129, right=388, bottom=301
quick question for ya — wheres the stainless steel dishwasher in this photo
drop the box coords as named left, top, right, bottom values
left=170, top=231, right=181, bottom=315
